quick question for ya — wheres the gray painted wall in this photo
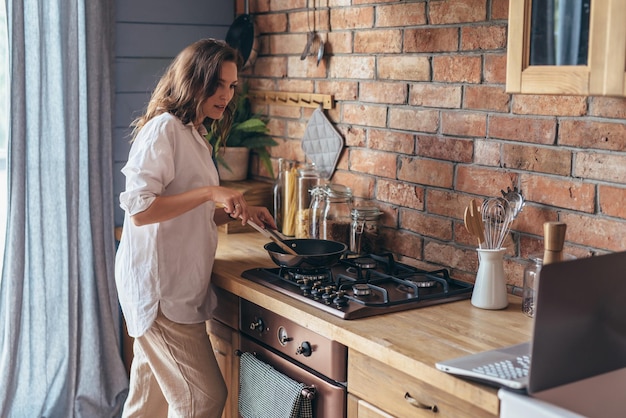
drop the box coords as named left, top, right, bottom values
left=113, top=0, right=234, bottom=226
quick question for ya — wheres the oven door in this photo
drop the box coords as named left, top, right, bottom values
left=238, top=335, right=347, bottom=418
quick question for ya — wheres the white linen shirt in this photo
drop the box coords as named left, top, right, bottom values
left=115, top=112, right=220, bottom=338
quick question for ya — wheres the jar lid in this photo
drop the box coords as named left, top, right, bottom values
left=351, top=206, right=381, bottom=219
left=326, top=183, right=352, bottom=198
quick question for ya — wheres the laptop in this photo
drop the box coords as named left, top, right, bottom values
left=435, top=250, right=626, bottom=394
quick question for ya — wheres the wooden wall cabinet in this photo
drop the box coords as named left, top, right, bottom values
left=506, top=0, right=626, bottom=96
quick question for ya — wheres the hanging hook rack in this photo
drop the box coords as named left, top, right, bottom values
left=249, top=90, right=334, bottom=109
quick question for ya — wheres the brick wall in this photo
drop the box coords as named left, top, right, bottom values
left=240, top=0, right=626, bottom=293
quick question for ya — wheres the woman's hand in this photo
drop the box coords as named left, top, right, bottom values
left=247, top=206, right=277, bottom=230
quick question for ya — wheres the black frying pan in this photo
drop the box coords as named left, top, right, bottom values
left=226, top=0, right=257, bottom=68
left=264, top=239, right=347, bottom=269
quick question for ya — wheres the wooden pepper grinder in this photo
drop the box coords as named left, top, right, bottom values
left=543, top=221, right=567, bottom=265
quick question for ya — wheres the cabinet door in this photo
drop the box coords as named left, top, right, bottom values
left=348, top=394, right=395, bottom=418
left=348, top=350, right=497, bottom=418
left=207, top=319, right=240, bottom=418
left=506, top=0, right=626, bottom=96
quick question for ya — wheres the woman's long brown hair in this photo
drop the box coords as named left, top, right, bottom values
left=130, top=38, right=242, bottom=140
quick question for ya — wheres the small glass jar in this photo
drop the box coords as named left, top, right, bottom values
left=273, top=159, right=298, bottom=236
left=321, top=184, right=353, bottom=246
left=295, top=164, right=321, bottom=238
left=522, top=253, right=576, bottom=317
left=308, top=185, right=326, bottom=239
left=350, top=206, right=382, bottom=255
left=522, top=255, right=542, bottom=318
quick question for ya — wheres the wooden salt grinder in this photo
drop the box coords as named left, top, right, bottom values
left=543, top=221, right=567, bottom=265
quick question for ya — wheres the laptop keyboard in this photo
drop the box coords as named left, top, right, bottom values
left=472, top=355, right=531, bottom=380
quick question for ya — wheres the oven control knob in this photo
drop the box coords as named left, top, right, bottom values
left=249, top=318, right=265, bottom=333
left=296, top=341, right=312, bottom=357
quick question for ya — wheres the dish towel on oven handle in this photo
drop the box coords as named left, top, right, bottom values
left=239, top=352, right=314, bottom=418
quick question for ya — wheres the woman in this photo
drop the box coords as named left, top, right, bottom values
left=115, top=38, right=276, bottom=418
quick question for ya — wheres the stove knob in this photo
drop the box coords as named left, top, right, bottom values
left=249, top=318, right=265, bottom=333
left=296, top=341, right=312, bottom=357
left=333, top=290, right=348, bottom=307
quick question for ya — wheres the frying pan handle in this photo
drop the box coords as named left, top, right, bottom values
left=247, top=220, right=298, bottom=256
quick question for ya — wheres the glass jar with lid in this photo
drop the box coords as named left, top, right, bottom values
left=320, top=184, right=353, bottom=246
left=295, top=164, right=321, bottom=238
left=350, top=206, right=382, bottom=255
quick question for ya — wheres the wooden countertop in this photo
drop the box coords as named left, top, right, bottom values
left=211, top=232, right=533, bottom=416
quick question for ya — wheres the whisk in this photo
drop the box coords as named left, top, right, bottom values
left=481, top=197, right=513, bottom=249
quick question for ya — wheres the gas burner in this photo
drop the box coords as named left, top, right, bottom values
left=352, top=283, right=372, bottom=297
left=404, top=275, right=438, bottom=288
left=353, top=257, right=377, bottom=269
left=292, top=270, right=330, bottom=282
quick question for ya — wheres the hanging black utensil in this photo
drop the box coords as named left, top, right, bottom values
left=225, top=0, right=257, bottom=68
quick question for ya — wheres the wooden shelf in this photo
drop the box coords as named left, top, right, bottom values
left=249, top=90, right=334, bottom=109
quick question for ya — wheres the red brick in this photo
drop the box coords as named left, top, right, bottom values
left=355, top=29, right=402, bottom=53
left=325, top=31, right=353, bottom=54
left=599, top=185, right=626, bottom=219
left=359, top=81, right=407, bottom=104
left=559, top=120, right=626, bottom=151
left=433, top=56, right=482, bottom=83
left=574, top=152, right=626, bottom=183
left=378, top=56, right=430, bottom=81
left=404, top=28, right=458, bottom=53
left=369, top=129, right=415, bottom=154
left=474, top=139, right=501, bottom=166
left=429, top=0, right=487, bottom=24
left=287, top=56, right=326, bottom=78
left=342, top=103, right=387, bottom=127
left=512, top=95, right=588, bottom=116
left=589, top=96, right=626, bottom=119
left=461, top=25, right=507, bottom=51
left=398, top=156, right=454, bottom=188
left=417, top=135, right=474, bottom=163
left=268, top=33, right=309, bottom=55
left=383, top=229, right=423, bottom=260
left=328, top=56, right=375, bottom=79
left=484, top=53, right=507, bottom=84
left=330, top=6, right=374, bottom=29
left=338, top=126, right=366, bottom=147
left=424, top=242, right=475, bottom=272
left=376, top=179, right=425, bottom=210
left=401, top=209, right=453, bottom=241
left=253, top=56, right=288, bottom=78
left=501, top=144, right=572, bottom=176
left=410, top=84, right=462, bottom=109
left=255, top=13, right=288, bottom=33
left=491, top=0, right=509, bottom=19
left=388, top=108, right=439, bottom=132
left=376, top=3, right=427, bottom=27
left=561, top=213, right=626, bottom=252
left=350, top=148, right=397, bottom=178
left=463, top=85, right=510, bottom=112
left=520, top=174, right=596, bottom=213
left=317, top=80, right=358, bottom=101
left=329, top=171, right=375, bottom=199
left=489, top=115, right=556, bottom=144
left=456, top=165, right=518, bottom=196
left=441, top=111, right=487, bottom=137
left=426, top=189, right=469, bottom=219
left=513, top=204, right=559, bottom=237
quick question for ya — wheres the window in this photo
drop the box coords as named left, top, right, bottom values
left=0, top=0, right=7, bottom=275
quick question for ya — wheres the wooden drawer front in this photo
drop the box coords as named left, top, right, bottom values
left=348, top=350, right=496, bottom=418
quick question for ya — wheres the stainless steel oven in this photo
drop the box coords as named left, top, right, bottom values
left=237, top=299, right=347, bottom=418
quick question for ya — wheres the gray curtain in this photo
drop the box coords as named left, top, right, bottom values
left=0, top=0, right=128, bottom=417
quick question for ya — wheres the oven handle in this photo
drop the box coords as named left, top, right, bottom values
left=235, top=350, right=317, bottom=400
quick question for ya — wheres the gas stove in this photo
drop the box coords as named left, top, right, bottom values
left=242, top=253, right=474, bottom=319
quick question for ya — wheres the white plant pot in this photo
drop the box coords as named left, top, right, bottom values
left=217, top=147, right=250, bottom=181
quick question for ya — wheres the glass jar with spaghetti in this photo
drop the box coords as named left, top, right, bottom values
left=295, top=164, right=321, bottom=238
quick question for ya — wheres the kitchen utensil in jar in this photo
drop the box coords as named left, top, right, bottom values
left=264, top=239, right=347, bottom=269
left=464, top=199, right=485, bottom=247
left=247, top=220, right=299, bottom=256
left=481, top=197, right=513, bottom=249
left=500, top=186, right=526, bottom=220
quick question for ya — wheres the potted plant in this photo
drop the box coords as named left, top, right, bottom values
left=205, top=84, right=277, bottom=180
